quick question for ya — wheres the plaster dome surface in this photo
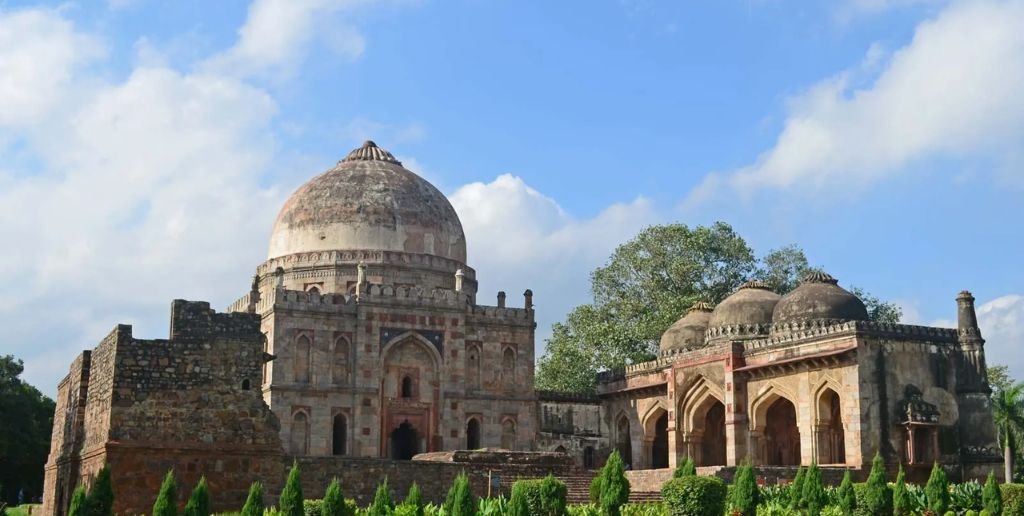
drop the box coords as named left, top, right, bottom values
left=708, top=281, right=781, bottom=329
left=772, top=271, right=868, bottom=324
left=268, top=141, right=467, bottom=263
left=660, top=302, right=714, bottom=352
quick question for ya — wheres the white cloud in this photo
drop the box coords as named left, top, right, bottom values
left=690, top=0, right=1024, bottom=204
left=974, top=295, right=1024, bottom=381
left=203, top=0, right=379, bottom=78
left=0, top=8, right=103, bottom=127
left=450, top=175, right=659, bottom=349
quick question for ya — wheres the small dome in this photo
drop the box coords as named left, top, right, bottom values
left=708, top=281, right=781, bottom=331
left=772, top=272, right=868, bottom=324
left=268, top=141, right=467, bottom=262
left=660, top=302, right=714, bottom=352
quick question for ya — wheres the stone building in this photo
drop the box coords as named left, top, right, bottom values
left=42, top=140, right=1001, bottom=515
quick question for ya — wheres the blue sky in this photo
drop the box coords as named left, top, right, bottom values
left=2, top=0, right=1023, bottom=395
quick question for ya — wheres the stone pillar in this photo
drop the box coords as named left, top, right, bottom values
left=497, top=291, right=506, bottom=308
left=454, top=269, right=464, bottom=292
left=724, top=344, right=747, bottom=466
left=355, top=262, right=366, bottom=298
left=523, top=289, right=533, bottom=311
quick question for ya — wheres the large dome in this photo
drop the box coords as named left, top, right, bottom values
left=268, top=141, right=467, bottom=262
left=660, top=301, right=714, bottom=352
left=772, top=271, right=868, bottom=324
left=708, top=281, right=781, bottom=330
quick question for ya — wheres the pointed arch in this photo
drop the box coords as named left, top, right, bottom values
left=466, top=417, right=481, bottom=450
left=750, top=385, right=800, bottom=466
left=380, top=331, right=442, bottom=374
left=290, top=409, right=310, bottom=456
left=332, top=335, right=350, bottom=386
left=332, top=413, right=347, bottom=456
left=293, top=333, right=311, bottom=384
left=614, top=411, right=634, bottom=468
left=465, top=342, right=481, bottom=389
left=501, top=345, right=517, bottom=387
left=814, top=384, right=846, bottom=465
left=501, top=417, right=517, bottom=450
left=678, top=376, right=726, bottom=433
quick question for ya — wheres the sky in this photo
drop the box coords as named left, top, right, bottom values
left=2, top=0, right=1023, bottom=396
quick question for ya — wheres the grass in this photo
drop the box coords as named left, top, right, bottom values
left=5, top=504, right=40, bottom=516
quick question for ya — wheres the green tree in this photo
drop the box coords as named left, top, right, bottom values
left=507, top=481, right=530, bottom=516
left=401, top=481, right=422, bottom=516
left=989, top=365, right=1013, bottom=393
left=441, top=472, right=475, bottom=516
left=240, top=482, right=263, bottom=516
left=534, top=223, right=899, bottom=393
left=183, top=477, right=209, bottom=516
left=367, top=478, right=393, bottom=516
left=788, top=466, right=806, bottom=511
left=598, top=449, right=630, bottom=516
left=837, top=470, right=856, bottom=515
left=862, top=453, right=892, bottom=516
left=673, top=457, right=696, bottom=478
left=729, top=464, right=759, bottom=516
left=0, top=355, right=56, bottom=506
left=925, top=463, right=950, bottom=514
left=86, top=465, right=114, bottom=516
left=68, top=485, right=90, bottom=516
left=279, top=461, right=303, bottom=516
left=983, top=471, right=1002, bottom=515
left=892, top=464, right=911, bottom=516
left=992, top=382, right=1024, bottom=483
left=321, top=478, right=346, bottom=516
left=802, top=463, right=827, bottom=516
left=152, top=470, right=177, bottom=516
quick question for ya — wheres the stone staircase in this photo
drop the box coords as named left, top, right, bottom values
left=560, top=471, right=662, bottom=505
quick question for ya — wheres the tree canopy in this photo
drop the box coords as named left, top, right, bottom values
left=0, top=355, right=56, bottom=505
left=535, top=222, right=901, bottom=393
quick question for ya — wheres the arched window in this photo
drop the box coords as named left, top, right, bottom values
left=241, top=379, right=251, bottom=391
left=401, top=376, right=414, bottom=399
left=261, top=334, right=270, bottom=385
left=583, top=446, right=596, bottom=469
left=466, top=418, right=481, bottom=450
left=501, top=419, right=516, bottom=450
left=333, top=337, right=349, bottom=386
left=502, top=347, right=516, bottom=387
left=290, top=411, right=309, bottom=455
left=466, top=344, right=481, bottom=389
left=294, top=334, right=311, bottom=383
left=332, top=413, right=347, bottom=456
left=817, top=389, right=846, bottom=464
left=616, top=416, right=633, bottom=468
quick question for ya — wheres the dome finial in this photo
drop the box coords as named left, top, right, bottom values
left=802, top=271, right=839, bottom=285
left=340, top=140, right=401, bottom=165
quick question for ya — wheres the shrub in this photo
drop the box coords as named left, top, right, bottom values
left=802, top=464, right=827, bottom=516
left=402, top=482, right=423, bottom=516
left=442, top=472, right=474, bottom=516
left=983, top=472, right=1002, bottom=515
left=539, top=475, right=568, bottom=516
left=240, top=482, right=263, bottom=516
left=322, top=478, right=346, bottom=516
left=966, top=511, right=977, bottom=516
left=951, top=480, right=983, bottom=513
left=87, top=465, right=114, bottom=516
left=673, top=457, right=696, bottom=479
left=620, top=503, right=666, bottom=516
left=598, top=450, right=630, bottom=516
left=892, top=465, right=910, bottom=516
left=1002, top=483, right=1024, bottom=516
left=788, top=466, right=806, bottom=511
left=925, top=463, right=950, bottom=514
left=589, top=475, right=603, bottom=504
left=861, top=453, right=891, bottom=516
left=184, top=477, right=210, bottom=516
left=729, top=464, right=759, bottom=516
left=367, top=478, right=394, bottom=516
left=837, top=470, right=855, bottom=515
left=661, top=476, right=727, bottom=516
left=69, top=485, right=90, bottom=516
left=302, top=500, right=322, bottom=516
left=153, top=470, right=178, bottom=516
left=279, top=462, right=304, bottom=516
left=979, top=510, right=992, bottom=516
left=507, top=482, right=531, bottom=516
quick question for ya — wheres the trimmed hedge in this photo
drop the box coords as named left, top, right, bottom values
left=1002, top=483, right=1024, bottom=516
left=661, top=476, right=727, bottom=516
left=511, top=475, right=567, bottom=516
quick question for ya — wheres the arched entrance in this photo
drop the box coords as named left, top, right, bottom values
left=616, top=416, right=633, bottom=468
left=466, top=418, right=481, bottom=450
left=701, top=402, right=726, bottom=466
left=391, top=421, right=419, bottom=460
left=651, top=412, right=669, bottom=469
left=764, top=398, right=800, bottom=466
left=816, top=388, right=845, bottom=464
left=332, top=414, right=347, bottom=456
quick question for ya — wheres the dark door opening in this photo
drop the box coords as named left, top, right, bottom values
left=652, top=412, right=669, bottom=469
left=391, top=420, right=419, bottom=460
left=466, top=418, right=481, bottom=450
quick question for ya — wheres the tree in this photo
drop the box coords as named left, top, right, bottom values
left=367, top=478, right=393, bottom=516
left=152, top=470, right=177, bottom=516
left=279, top=461, right=304, bottom=516
left=0, top=355, right=56, bottom=506
left=673, top=457, right=696, bottom=478
left=838, top=470, right=856, bottom=515
left=240, top=482, right=263, bottom=516
left=862, top=453, right=892, bottom=516
left=992, top=383, right=1024, bottom=483
left=893, top=464, right=911, bottom=516
left=442, top=472, right=475, bottom=516
left=983, top=471, right=1002, bottom=515
left=989, top=365, right=1013, bottom=394
left=925, top=463, right=950, bottom=514
left=788, top=466, right=806, bottom=511
left=598, top=449, right=630, bottom=516
left=729, top=464, right=759, bottom=516
left=68, top=485, right=89, bottom=516
left=183, top=477, right=209, bottom=516
left=321, top=478, right=347, bottom=516
left=507, top=481, right=530, bottom=516
left=86, top=465, right=114, bottom=516
left=802, top=463, right=827, bottom=516
left=535, top=223, right=900, bottom=393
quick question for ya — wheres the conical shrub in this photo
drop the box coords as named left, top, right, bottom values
left=893, top=464, right=911, bottom=516
left=402, top=482, right=423, bottom=516
left=925, top=463, right=950, bottom=514
left=802, top=463, right=827, bottom=516
left=152, top=470, right=178, bottom=516
left=87, top=465, right=113, bottom=516
left=68, top=485, right=90, bottom=516
left=862, top=452, right=892, bottom=515
left=279, top=461, right=304, bottom=516
left=788, top=466, right=806, bottom=510
left=240, top=482, right=263, bottom=516
left=838, top=470, right=856, bottom=515
left=442, top=472, right=475, bottom=516
left=729, top=463, right=759, bottom=516
left=598, top=449, right=630, bottom=516
left=321, top=478, right=346, bottom=516
left=983, top=471, right=1002, bottom=515
left=507, top=481, right=530, bottom=516
left=673, top=457, right=696, bottom=478
left=183, top=476, right=209, bottom=516
left=367, top=478, right=393, bottom=516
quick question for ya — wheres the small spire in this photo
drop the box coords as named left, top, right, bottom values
left=802, top=271, right=839, bottom=285
left=737, top=280, right=772, bottom=291
left=688, top=301, right=714, bottom=312
left=340, top=140, right=402, bottom=165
